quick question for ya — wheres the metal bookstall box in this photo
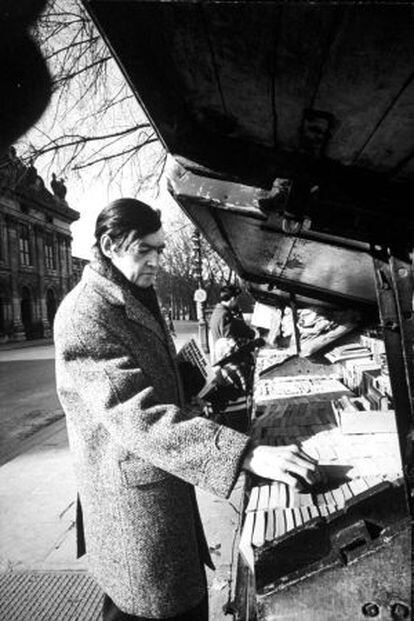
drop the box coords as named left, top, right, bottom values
left=83, top=3, right=413, bottom=618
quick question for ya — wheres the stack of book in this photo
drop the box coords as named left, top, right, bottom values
left=342, top=358, right=381, bottom=394
left=239, top=399, right=402, bottom=569
left=324, top=343, right=371, bottom=364
left=254, top=375, right=347, bottom=404
left=324, top=339, right=392, bottom=404
left=360, top=333, right=386, bottom=365
left=362, top=368, right=391, bottom=409
left=255, top=349, right=294, bottom=376
left=360, top=331, right=391, bottom=393
left=331, top=396, right=397, bottom=434
left=375, top=373, right=392, bottom=398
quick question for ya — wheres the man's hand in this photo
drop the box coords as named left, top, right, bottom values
left=242, top=444, right=321, bottom=489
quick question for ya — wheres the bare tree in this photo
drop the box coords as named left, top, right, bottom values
left=16, top=0, right=240, bottom=301
left=156, top=213, right=240, bottom=319
left=17, top=0, right=166, bottom=192
left=202, top=240, right=236, bottom=288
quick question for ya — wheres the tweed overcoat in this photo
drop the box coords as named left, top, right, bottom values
left=54, top=263, right=250, bottom=618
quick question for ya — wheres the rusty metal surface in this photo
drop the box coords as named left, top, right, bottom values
left=87, top=2, right=414, bottom=192
left=254, top=485, right=408, bottom=594
left=256, top=524, right=411, bottom=621
left=168, top=165, right=380, bottom=309
left=373, top=250, right=414, bottom=513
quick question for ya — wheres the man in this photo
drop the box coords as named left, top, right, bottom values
left=209, top=285, right=256, bottom=363
left=209, top=285, right=258, bottom=432
left=54, top=198, right=321, bottom=621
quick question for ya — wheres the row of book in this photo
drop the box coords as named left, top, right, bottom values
left=360, top=334, right=386, bottom=366
left=239, top=397, right=402, bottom=566
left=325, top=337, right=392, bottom=409
left=325, top=335, right=386, bottom=367
left=254, top=375, right=347, bottom=404
left=331, top=395, right=397, bottom=434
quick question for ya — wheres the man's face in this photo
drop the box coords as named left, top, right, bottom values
left=111, top=227, right=166, bottom=288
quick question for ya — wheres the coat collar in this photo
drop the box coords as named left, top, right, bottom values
left=82, top=263, right=167, bottom=346
left=82, top=262, right=184, bottom=405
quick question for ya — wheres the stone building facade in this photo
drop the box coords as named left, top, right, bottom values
left=71, top=255, right=89, bottom=288
left=0, top=149, right=81, bottom=341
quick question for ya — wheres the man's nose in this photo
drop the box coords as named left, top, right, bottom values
left=146, top=251, right=160, bottom=267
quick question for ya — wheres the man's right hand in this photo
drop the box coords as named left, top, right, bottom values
left=242, top=444, right=322, bottom=489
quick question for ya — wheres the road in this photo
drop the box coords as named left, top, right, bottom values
left=0, top=344, right=60, bottom=465
left=0, top=321, right=201, bottom=465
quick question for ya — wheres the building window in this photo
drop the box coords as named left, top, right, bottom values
left=66, top=240, right=71, bottom=272
left=44, top=233, right=56, bottom=270
left=19, top=224, right=32, bottom=266
left=0, top=224, right=4, bottom=261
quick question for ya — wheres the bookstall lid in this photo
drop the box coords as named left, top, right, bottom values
left=85, top=1, right=414, bottom=308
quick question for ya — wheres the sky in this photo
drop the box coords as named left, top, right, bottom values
left=60, top=169, right=182, bottom=260
left=18, top=148, right=184, bottom=261
left=22, top=117, right=185, bottom=261
left=17, top=6, right=187, bottom=261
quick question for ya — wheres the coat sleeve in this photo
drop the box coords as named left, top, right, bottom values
left=56, top=311, right=251, bottom=499
left=218, top=308, right=255, bottom=342
left=219, top=310, right=233, bottom=339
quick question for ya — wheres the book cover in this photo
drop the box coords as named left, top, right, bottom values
left=176, top=338, right=217, bottom=400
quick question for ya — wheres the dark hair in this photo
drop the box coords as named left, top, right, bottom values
left=220, top=284, right=241, bottom=302
left=93, top=198, right=162, bottom=257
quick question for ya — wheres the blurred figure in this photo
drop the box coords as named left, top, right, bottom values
left=209, top=285, right=256, bottom=364
left=209, top=285, right=257, bottom=432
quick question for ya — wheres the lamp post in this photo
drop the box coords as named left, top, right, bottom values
left=191, top=228, right=209, bottom=353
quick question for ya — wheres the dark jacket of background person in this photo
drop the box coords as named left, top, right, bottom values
left=210, top=302, right=255, bottom=351
left=54, top=260, right=250, bottom=618
left=207, top=300, right=256, bottom=433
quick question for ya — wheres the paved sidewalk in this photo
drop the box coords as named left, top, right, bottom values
left=0, top=329, right=244, bottom=620
left=0, top=337, right=54, bottom=352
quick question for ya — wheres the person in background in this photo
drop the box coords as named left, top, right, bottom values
left=167, top=306, right=176, bottom=337
left=54, top=198, right=322, bottom=621
left=209, top=285, right=256, bottom=363
left=209, top=285, right=259, bottom=432
left=161, top=305, right=176, bottom=337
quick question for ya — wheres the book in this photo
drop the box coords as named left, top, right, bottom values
left=331, top=398, right=397, bottom=434
left=342, top=359, right=380, bottom=393
left=254, top=375, right=347, bottom=403
left=337, top=409, right=397, bottom=435
left=176, top=338, right=217, bottom=399
left=325, top=343, right=371, bottom=363
left=360, top=334, right=386, bottom=364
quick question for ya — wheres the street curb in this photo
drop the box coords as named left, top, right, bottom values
left=0, top=338, right=54, bottom=352
left=0, top=417, right=66, bottom=468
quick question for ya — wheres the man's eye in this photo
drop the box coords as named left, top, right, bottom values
left=157, top=248, right=165, bottom=255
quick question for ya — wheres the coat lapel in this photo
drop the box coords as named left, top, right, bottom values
left=82, top=263, right=183, bottom=401
left=125, top=291, right=185, bottom=405
left=83, top=263, right=165, bottom=344
left=124, top=291, right=166, bottom=347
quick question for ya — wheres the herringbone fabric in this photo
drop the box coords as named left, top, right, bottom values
left=54, top=262, right=250, bottom=618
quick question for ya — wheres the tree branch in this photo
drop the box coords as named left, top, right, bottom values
left=73, top=139, right=158, bottom=170
left=30, top=125, right=152, bottom=158
left=44, top=36, right=100, bottom=61
left=52, top=57, right=112, bottom=86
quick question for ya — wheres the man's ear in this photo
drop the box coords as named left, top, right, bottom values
left=100, top=234, right=113, bottom=259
